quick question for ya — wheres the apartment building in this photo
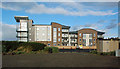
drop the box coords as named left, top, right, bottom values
left=15, top=16, right=105, bottom=49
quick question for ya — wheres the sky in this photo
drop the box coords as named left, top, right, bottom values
left=0, top=1, right=120, bottom=40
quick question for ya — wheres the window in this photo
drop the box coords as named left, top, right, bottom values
left=58, top=28, right=60, bottom=31
left=89, top=34, right=92, bottom=38
left=42, top=33, right=45, bottom=36
left=53, top=38, right=56, bottom=42
left=53, top=28, right=57, bottom=31
left=54, top=44, right=56, bottom=46
left=58, top=33, right=60, bottom=36
left=94, top=43, right=96, bottom=46
left=83, top=34, right=92, bottom=46
left=37, top=33, right=39, bottom=35
left=53, top=27, right=57, bottom=42
left=48, top=39, right=50, bottom=41
left=94, top=33, right=95, bottom=37
left=89, top=39, right=92, bottom=46
left=58, top=38, right=60, bottom=41
left=48, top=43, right=50, bottom=46
left=58, top=44, right=60, bottom=46
left=83, top=34, right=86, bottom=38
left=80, top=39, right=81, bottom=41
left=79, top=33, right=81, bottom=37
left=83, top=39, right=86, bottom=46
left=29, top=28, right=31, bottom=30
left=94, top=39, right=95, bottom=41
left=37, top=27, right=39, bottom=30
left=48, top=27, right=50, bottom=30
left=37, top=39, right=39, bottom=40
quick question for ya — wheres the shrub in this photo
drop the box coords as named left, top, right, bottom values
left=90, top=50, right=97, bottom=54
left=2, top=41, right=46, bottom=54
left=44, top=47, right=59, bottom=53
left=2, top=41, right=20, bottom=52
left=102, top=51, right=115, bottom=56
left=20, top=42, right=46, bottom=51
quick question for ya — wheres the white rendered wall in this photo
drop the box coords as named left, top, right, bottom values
left=35, top=26, right=51, bottom=41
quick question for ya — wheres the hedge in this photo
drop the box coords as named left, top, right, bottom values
left=90, top=50, right=115, bottom=56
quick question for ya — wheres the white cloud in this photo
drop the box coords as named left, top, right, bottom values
left=1, top=0, right=120, bottom=2
left=25, top=4, right=117, bottom=16
left=70, top=23, right=101, bottom=31
left=1, top=2, right=118, bottom=16
left=0, top=22, right=16, bottom=41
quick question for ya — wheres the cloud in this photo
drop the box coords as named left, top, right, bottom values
left=1, top=22, right=16, bottom=41
left=1, top=2, right=38, bottom=11
left=105, top=19, right=117, bottom=29
left=1, top=2, right=118, bottom=16
left=97, top=20, right=107, bottom=23
left=70, top=23, right=101, bottom=31
left=105, top=23, right=117, bottom=29
left=1, top=0, right=120, bottom=2
left=25, top=4, right=117, bottom=16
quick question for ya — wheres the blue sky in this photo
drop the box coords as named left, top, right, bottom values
left=1, top=2, right=119, bottom=40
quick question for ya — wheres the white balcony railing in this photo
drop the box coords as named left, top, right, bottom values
left=18, top=39, right=27, bottom=42
left=62, top=30, right=69, bottom=32
left=98, top=35, right=104, bottom=38
left=17, top=34, right=27, bottom=37
left=16, top=24, right=28, bottom=31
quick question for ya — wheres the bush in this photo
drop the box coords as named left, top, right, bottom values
left=44, top=47, right=59, bottom=53
left=90, top=50, right=115, bottom=56
left=19, top=42, right=46, bottom=51
left=90, top=50, right=97, bottom=54
left=2, top=41, right=46, bottom=54
left=2, top=41, right=20, bottom=52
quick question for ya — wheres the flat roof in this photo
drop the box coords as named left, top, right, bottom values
left=69, top=31, right=78, bottom=34
left=62, top=25, right=70, bottom=29
left=32, top=24, right=51, bottom=26
left=14, top=16, right=29, bottom=22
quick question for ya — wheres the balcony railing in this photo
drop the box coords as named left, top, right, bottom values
left=97, top=35, right=104, bottom=38
left=62, top=30, right=69, bottom=32
left=18, top=39, right=27, bottom=42
left=16, top=34, right=28, bottom=38
left=16, top=24, right=28, bottom=32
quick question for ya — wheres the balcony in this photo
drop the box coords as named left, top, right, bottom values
left=70, top=41, right=77, bottom=43
left=70, top=37, right=77, bottom=39
left=16, top=24, right=28, bottom=32
left=98, top=35, right=104, bottom=38
left=62, top=29, right=69, bottom=32
left=18, top=40, right=27, bottom=42
left=16, top=35, right=28, bottom=38
left=16, top=28, right=28, bottom=32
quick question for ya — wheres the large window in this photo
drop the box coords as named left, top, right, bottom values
left=58, top=28, right=60, bottom=31
left=79, top=33, right=81, bottom=37
left=53, top=28, right=57, bottom=42
left=83, top=34, right=92, bottom=46
left=58, top=33, right=60, bottom=36
left=58, top=38, right=60, bottom=41
left=94, top=33, right=96, bottom=37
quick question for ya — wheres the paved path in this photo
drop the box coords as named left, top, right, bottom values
left=2, top=53, right=120, bottom=67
